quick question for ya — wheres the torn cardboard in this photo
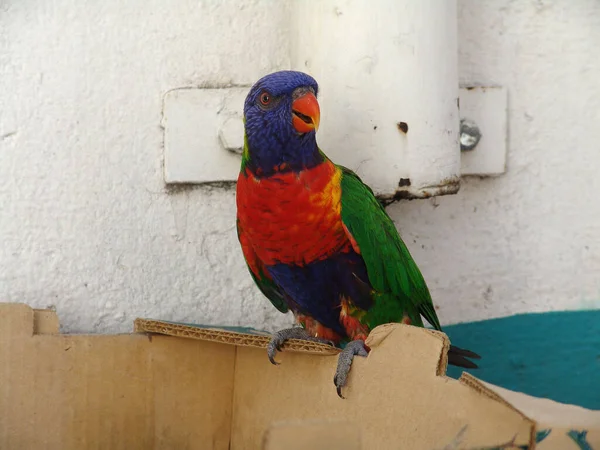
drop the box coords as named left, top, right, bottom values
left=0, top=303, right=598, bottom=449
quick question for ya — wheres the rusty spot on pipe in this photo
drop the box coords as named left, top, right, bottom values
left=377, top=176, right=460, bottom=206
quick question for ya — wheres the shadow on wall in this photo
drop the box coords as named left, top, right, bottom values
left=444, top=309, right=600, bottom=410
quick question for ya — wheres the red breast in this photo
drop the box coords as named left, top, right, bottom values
left=236, top=161, right=351, bottom=266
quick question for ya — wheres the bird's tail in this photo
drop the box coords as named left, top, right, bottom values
left=448, top=345, right=481, bottom=369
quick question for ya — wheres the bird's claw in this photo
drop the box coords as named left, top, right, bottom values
left=333, top=374, right=343, bottom=398
left=267, top=327, right=335, bottom=365
left=334, top=339, right=369, bottom=399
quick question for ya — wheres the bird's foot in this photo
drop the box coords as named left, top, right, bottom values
left=267, top=327, right=335, bottom=365
left=333, top=339, right=369, bottom=399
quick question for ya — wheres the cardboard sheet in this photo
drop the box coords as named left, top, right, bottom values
left=263, top=420, right=362, bottom=450
left=0, top=303, right=234, bottom=449
left=0, top=303, right=598, bottom=449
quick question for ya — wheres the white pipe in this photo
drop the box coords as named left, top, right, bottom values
left=290, top=0, right=460, bottom=200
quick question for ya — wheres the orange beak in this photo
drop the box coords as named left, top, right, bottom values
left=292, top=92, right=320, bottom=134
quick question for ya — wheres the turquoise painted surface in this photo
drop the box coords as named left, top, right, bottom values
left=444, top=310, right=600, bottom=410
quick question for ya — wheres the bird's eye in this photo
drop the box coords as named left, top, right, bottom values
left=259, top=92, right=271, bottom=105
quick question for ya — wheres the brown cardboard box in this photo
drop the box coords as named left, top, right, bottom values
left=0, top=302, right=598, bottom=449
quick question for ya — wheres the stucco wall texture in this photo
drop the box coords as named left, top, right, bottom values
left=1, top=1, right=599, bottom=334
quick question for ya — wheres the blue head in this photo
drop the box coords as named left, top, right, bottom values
left=242, top=70, right=322, bottom=177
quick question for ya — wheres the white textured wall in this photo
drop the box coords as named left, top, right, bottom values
left=1, top=0, right=599, bottom=334
left=0, top=0, right=294, bottom=333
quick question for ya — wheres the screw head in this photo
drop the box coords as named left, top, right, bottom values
left=218, top=117, right=245, bottom=154
left=460, top=118, right=482, bottom=151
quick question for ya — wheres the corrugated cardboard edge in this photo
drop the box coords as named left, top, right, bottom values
left=133, top=318, right=340, bottom=355
left=134, top=318, right=454, bottom=368
left=460, top=372, right=537, bottom=447
left=433, top=328, right=451, bottom=376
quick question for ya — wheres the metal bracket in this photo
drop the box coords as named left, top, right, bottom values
left=162, top=85, right=508, bottom=184
left=459, top=86, right=508, bottom=176
left=162, top=87, right=248, bottom=184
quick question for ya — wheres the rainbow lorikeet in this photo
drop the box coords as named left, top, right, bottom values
left=236, top=70, right=480, bottom=397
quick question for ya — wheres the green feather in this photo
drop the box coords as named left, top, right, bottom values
left=338, top=165, right=442, bottom=331
left=240, top=126, right=250, bottom=174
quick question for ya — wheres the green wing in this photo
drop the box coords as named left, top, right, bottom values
left=338, top=165, right=442, bottom=331
left=236, top=221, right=289, bottom=313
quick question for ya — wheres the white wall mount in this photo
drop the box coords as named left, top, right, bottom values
left=162, top=84, right=508, bottom=186
left=162, top=87, right=248, bottom=184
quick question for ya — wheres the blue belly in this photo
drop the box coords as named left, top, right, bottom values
left=266, top=250, right=373, bottom=337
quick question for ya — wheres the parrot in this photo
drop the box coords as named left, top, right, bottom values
left=235, top=70, right=480, bottom=397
